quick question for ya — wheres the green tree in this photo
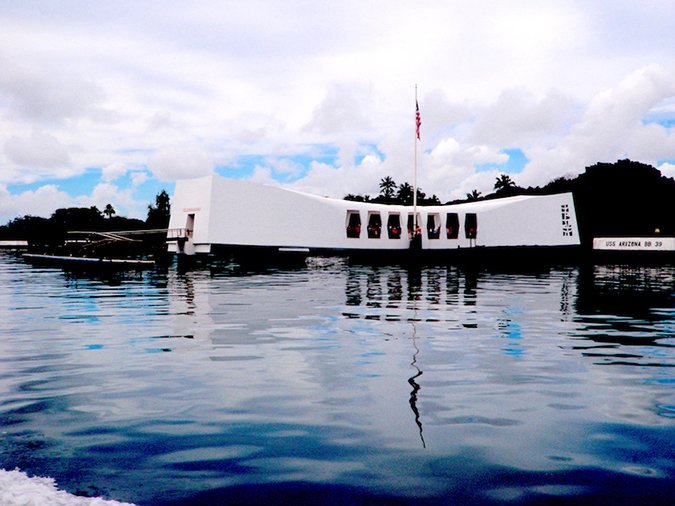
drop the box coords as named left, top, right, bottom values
left=395, top=182, right=430, bottom=205
left=379, top=176, right=397, bottom=199
left=494, top=174, right=516, bottom=192
left=0, top=215, right=62, bottom=248
left=146, top=190, right=171, bottom=228
left=51, top=206, right=103, bottom=230
left=466, top=189, right=482, bottom=201
left=103, top=203, right=116, bottom=219
left=396, top=182, right=414, bottom=205
left=344, top=193, right=370, bottom=202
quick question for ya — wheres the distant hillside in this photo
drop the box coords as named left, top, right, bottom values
left=551, top=160, right=675, bottom=246
left=526, top=159, right=674, bottom=246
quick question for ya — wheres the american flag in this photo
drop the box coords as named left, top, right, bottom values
left=415, top=100, right=421, bottom=140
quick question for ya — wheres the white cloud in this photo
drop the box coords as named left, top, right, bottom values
left=630, top=122, right=675, bottom=161
left=429, top=138, right=507, bottom=169
left=102, top=162, right=128, bottom=182
left=263, top=157, right=305, bottom=177
left=518, top=65, right=675, bottom=187
left=76, top=182, right=140, bottom=215
left=0, top=0, right=673, bottom=217
left=147, top=143, right=214, bottom=181
left=0, top=53, right=108, bottom=124
left=304, top=83, right=374, bottom=136
left=658, top=162, right=675, bottom=178
left=450, top=170, right=505, bottom=201
left=420, top=139, right=509, bottom=199
left=148, top=111, right=187, bottom=132
left=4, top=131, right=73, bottom=168
left=0, top=184, right=74, bottom=221
left=130, top=171, right=150, bottom=186
left=469, top=87, right=577, bottom=148
left=280, top=156, right=387, bottom=200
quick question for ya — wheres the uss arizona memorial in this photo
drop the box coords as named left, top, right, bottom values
left=166, top=174, right=580, bottom=259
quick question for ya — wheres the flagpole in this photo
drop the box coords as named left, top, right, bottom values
left=413, top=85, right=419, bottom=240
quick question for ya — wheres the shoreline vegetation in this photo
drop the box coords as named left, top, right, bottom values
left=0, top=190, right=171, bottom=258
left=1, top=159, right=674, bottom=254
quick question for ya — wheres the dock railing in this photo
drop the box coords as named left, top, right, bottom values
left=166, top=228, right=192, bottom=241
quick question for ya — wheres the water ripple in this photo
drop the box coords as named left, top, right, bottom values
left=1, top=253, right=674, bottom=505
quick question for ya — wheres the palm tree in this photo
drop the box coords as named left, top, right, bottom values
left=396, top=182, right=414, bottom=205
left=103, top=203, right=116, bottom=219
left=427, top=194, right=441, bottom=205
left=494, top=174, right=516, bottom=192
left=379, top=176, right=397, bottom=199
left=466, top=189, right=482, bottom=201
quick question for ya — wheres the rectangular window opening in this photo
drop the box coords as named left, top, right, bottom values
left=367, top=212, right=382, bottom=239
left=387, top=213, right=402, bottom=239
left=446, top=213, right=459, bottom=239
left=427, top=214, right=441, bottom=239
left=346, top=211, right=361, bottom=238
left=465, top=213, right=477, bottom=239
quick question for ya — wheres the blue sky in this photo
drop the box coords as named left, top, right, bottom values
left=1, top=0, right=674, bottom=223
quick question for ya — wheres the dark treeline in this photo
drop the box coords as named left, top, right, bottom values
left=347, top=159, right=675, bottom=247
left=0, top=190, right=171, bottom=252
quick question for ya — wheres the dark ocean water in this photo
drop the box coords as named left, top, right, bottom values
left=0, top=252, right=674, bottom=505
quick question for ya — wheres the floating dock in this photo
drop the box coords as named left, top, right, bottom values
left=23, top=253, right=155, bottom=270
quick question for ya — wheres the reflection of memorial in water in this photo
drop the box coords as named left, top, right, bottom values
left=342, top=266, right=482, bottom=327
left=567, top=264, right=675, bottom=422
left=344, top=264, right=675, bottom=430
left=162, top=262, right=674, bottom=444
left=342, top=266, right=487, bottom=448
left=577, top=265, right=675, bottom=319
left=574, top=264, right=675, bottom=351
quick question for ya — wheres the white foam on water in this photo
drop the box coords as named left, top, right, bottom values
left=0, top=469, right=137, bottom=506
